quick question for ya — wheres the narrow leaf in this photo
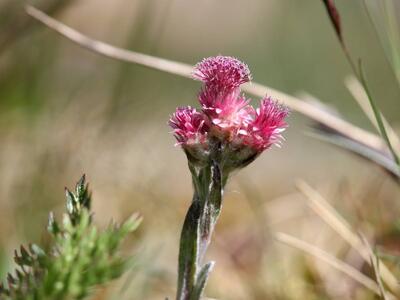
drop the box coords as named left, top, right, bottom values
left=358, top=60, right=400, bottom=169
left=177, top=199, right=201, bottom=300
left=191, top=261, right=215, bottom=300
left=75, top=174, right=86, bottom=198
left=65, top=188, right=75, bottom=215
left=47, top=212, right=60, bottom=235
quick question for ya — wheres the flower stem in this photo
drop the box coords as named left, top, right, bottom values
left=176, top=159, right=224, bottom=300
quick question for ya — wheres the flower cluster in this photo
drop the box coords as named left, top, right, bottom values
left=169, top=56, right=289, bottom=168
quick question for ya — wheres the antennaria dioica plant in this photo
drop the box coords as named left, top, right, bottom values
left=169, top=56, right=289, bottom=300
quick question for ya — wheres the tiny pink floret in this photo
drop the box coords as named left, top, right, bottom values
left=199, top=87, right=251, bottom=130
left=169, top=106, right=207, bottom=146
left=192, top=56, right=251, bottom=91
left=240, top=97, right=289, bottom=151
left=193, top=56, right=253, bottom=133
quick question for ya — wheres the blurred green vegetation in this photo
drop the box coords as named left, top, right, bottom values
left=0, top=0, right=400, bottom=299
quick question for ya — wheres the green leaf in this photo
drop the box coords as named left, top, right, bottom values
left=65, top=188, right=75, bottom=215
left=47, top=212, right=60, bottom=235
left=190, top=261, right=214, bottom=300
left=358, top=60, right=400, bottom=170
left=177, top=199, right=201, bottom=300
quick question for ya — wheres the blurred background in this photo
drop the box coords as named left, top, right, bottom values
left=1, top=0, right=400, bottom=299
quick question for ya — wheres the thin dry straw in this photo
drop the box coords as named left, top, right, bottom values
left=248, top=82, right=386, bottom=153
left=26, top=6, right=193, bottom=78
left=361, top=234, right=390, bottom=300
left=298, top=92, right=399, bottom=178
left=345, top=75, right=400, bottom=153
left=296, top=180, right=399, bottom=294
left=25, top=5, right=388, bottom=157
left=275, top=232, right=383, bottom=297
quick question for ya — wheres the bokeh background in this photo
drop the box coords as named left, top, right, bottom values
left=1, top=0, right=400, bottom=299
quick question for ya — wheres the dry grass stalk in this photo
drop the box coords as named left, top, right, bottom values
left=361, top=235, right=390, bottom=300
left=296, top=180, right=399, bottom=294
left=275, top=232, right=384, bottom=297
left=345, top=75, right=400, bottom=153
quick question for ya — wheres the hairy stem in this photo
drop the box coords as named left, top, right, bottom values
left=176, top=158, right=224, bottom=300
left=198, top=160, right=223, bottom=262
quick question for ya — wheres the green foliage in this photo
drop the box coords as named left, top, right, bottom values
left=0, top=175, right=141, bottom=300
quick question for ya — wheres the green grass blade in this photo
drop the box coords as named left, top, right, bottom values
left=358, top=61, right=400, bottom=170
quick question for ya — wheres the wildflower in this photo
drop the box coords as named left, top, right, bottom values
left=198, top=86, right=251, bottom=133
left=192, top=55, right=251, bottom=91
left=171, top=56, right=289, bottom=300
left=193, top=56, right=252, bottom=138
left=169, top=106, right=208, bottom=146
left=238, top=97, right=289, bottom=151
left=169, top=56, right=289, bottom=169
left=169, top=106, right=209, bottom=164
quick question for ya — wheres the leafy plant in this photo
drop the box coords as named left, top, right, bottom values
left=0, top=175, right=141, bottom=300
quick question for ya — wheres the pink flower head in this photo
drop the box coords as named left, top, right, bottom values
left=169, top=106, right=208, bottom=146
left=238, top=97, right=289, bottom=151
left=170, top=56, right=289, bottom=168
left=199, top=86, right=251, bottom=131
left=193, top=56, right=253, bottom=134
left=193, top=56, right=251, bottom=91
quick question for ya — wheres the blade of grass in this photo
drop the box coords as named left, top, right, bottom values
left=306, top=131, right=400, bottom=179
left=320, top=0, right=400, bottom=172
left=25, top=5, right=389, bottom=158
left=298, top=92, right=399, bottom=179
left=275, top=232, right=384, bottom=297
left=355, top=0, right=400, bottom=170
left=345, top=75, right=400, bottom=153
left=383, top=0, right=400, bottom=76
left=296, top=180, right=400, bottom=294
left=358, top=61, right=400, bottom=168
left=361, top=0, right=400, bottom=87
